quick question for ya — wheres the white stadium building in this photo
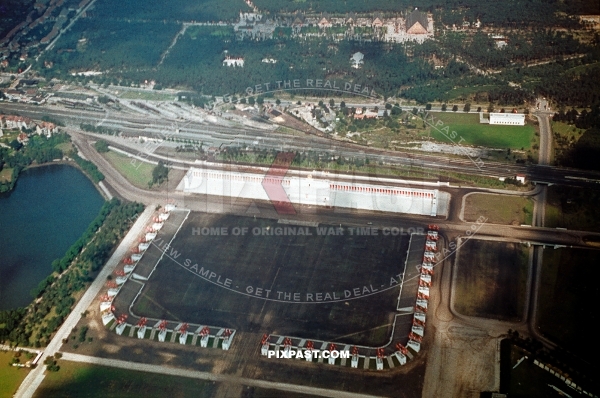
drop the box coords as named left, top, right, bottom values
left=178, top=167, right=450, bottom=217
left=489, top=113, right=525, bottom=126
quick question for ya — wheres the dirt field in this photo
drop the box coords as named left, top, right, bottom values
left=463, top=193, right=533, bottom=225
left=130, top=213, right=411, bottom=346
left=423, top=325, right=500, bottom=398
left=453, top=239, right=529, bottom=322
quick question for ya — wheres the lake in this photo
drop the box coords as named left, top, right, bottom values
left=0, top=164, right=105, bottom=310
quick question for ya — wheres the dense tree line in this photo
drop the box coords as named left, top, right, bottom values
left=0, top=199, right=144, bottom=347
left=553, top=104, right=600, bottom=171
left=69, top=150, right=104, bottom=183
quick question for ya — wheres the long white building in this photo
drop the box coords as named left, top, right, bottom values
left=489, top=113, right=525, bottom=126
left=178, top=167, right=448, bottom=217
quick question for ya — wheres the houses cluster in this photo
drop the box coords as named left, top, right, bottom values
left=0, top=0, right=90, bottom=63
left=0, top=115, right=59, bottom=142
left=233, top=9, right=434, bottom=43
left=223, top=56, right=245, bottom=67
left=1, top=88, right=51, bottom=105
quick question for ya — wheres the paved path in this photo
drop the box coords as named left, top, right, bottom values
left=14, top=206, right=155, bottom=398
left=57, top=353, right=385, bottom=398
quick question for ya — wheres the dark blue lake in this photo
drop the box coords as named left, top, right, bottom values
left=0, top=164, right=105, bottom=310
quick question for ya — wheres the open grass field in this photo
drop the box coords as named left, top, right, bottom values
left=0, top=351, right=30, bottom=398
left=536, top=248, right=600, bottom=363
left=132, top=213, right=411, bottom=346
left=34, top=360, right=218, bottom=398
left=0, top=167, right=13, bottom=182
left=102, top=150, right=156, bottom=189
left=463, top=193, right=533, bottom=225
left=54, top=142, right=74, bottom=154
left=454, top=239, right=529, bottom=321
left=429, top=112, right=536, bottom=150
left=544, top=186, right=600, bottom=232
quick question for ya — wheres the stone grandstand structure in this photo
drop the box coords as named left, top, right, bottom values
left=178, top=167, right=450, bottom=217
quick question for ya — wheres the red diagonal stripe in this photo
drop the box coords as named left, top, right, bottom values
left=262, top=152, right=296, bottom=215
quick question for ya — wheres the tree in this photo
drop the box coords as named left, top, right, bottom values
left=248, top=97, right=255, bottom=105
left=151, top=161, right=169, bottom=185
left=463, top=103, right=471, bottom=112
left=329, top=99, right=335, bottom=107
left=425, top=103, right=432, bottom=110
left=94, top=140, right=109, bottom=153
left=318, top=100, right=324, bottom=107
left=452, top=104, right=458, bottom=112
left=275, top=99, right=281, bottom=105
left=477, top=106, right=482, bottom=112
left=340, top=101, right=346, bottom=108
left=441, top=104, right=447, bottom=112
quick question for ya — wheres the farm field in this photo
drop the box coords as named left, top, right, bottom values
left=33, top=360, right=218, bottom=398
left=429, top=112, right=536, bottom=150
left=463, top=193, right=533, bottom=225
left=536, top=248, right=600, bottom=363
left=130, top=213, right=411, bottom=346
left=453, top=239, right=529, bottom=321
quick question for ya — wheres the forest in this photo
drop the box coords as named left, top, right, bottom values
left=553, top=104, right=600, bottom=171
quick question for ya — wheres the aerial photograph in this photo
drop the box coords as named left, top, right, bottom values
left=1, top=0, right=599, bottom=397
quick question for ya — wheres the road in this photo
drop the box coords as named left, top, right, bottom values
left=14, top=206, right=155, bottom=398
left=58, top=352, right=386, bottom=398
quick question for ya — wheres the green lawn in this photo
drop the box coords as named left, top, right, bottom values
left=463, top=193, right=533, bottom=225
left=102, top=150, right=156, bottom=188
left=0, top=351, right=30, bottom=398
left=0, top=167, right=13, bottom=182
left=55, top=142, right=74, bottom=153
left=34, top=360, right=218, bottom=398
left=430, top=112, right=536, bottom=149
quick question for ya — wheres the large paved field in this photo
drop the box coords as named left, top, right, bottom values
left=130, top=213, right=412, bottom=346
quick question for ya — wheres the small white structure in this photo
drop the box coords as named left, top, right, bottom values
left=102, top=313, right=115, bottom=325
left=138, top=242, right=150, bottom=252
left=200, top=333, right=209, bottom=348
left=395, top=351, right=407, bottom=365
left=407, top=340, right=421, bottom=352
left=152, top=222, right=164, bottom=231
left=516, top=174, right=526, bottom=184
left=223, top=57, right=244, bottom=67
left=145, top=232, right=156, bottom=241
left=350, top=52, right=364, bottom=69
left=131, top=253, right=143, bottom=262
left=351, top=355, right=359, bottom=368
left=489, top=113, right=525, bottom=126
left=376, top=357, right=384, bottom=370
left=305, top=350, right=314, bottom=361
left=164, top=204, right=176, bottom=212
